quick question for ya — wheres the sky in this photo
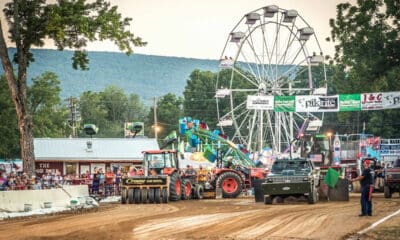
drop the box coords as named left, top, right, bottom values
left=1, top=0, right=356, bottom=60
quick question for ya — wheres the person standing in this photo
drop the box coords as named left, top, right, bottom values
left=350, top=159, right=374, bottom=216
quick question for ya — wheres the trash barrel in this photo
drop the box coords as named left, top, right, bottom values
left=328, top=178, right=349, bottom=201
left=252, top=179, right=265, bottom=202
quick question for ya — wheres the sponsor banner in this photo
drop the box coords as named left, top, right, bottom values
left=122, top=176, right=168, bottom=186
left=339, top=94, right=361, bottom=111
left=274, top=96, right=295, bottom=112
left=361, top=92, right=383, bottom=110
left=296, top=95, right=339, bottom=112
left=246, top=95, right=274, bottom=110
left=382, top=91, right=400, bottom=109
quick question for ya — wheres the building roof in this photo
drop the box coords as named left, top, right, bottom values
left=34, top=138, right=159, bottom=161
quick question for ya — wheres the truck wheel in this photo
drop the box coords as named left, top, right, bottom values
left=134, top=188, right=141, bottom=204
left=194, top=184, right=204, bottom=199
left=141, top=189, right=148, bottom=204
left=181, top=179, right=192, bottom=200
left=121, top=188, right=127, bottom=204
left=169, top=172, right=182, bottom=201
left=308, top=189, right=318, bottom=204
left=384, top=186, right=392, bottom=198
left=216, top=172, right=243, bottom=198
left=149, top=188, right=155, bottom=203
left=162, top=188, right=169, bottom=203
left=128, top=188, right=134, bottom=204
left=272, top=196, right=284, bottom=204
left=155, top=188, right=161, bottom=203
left=264, top=196, right=272, bottom=204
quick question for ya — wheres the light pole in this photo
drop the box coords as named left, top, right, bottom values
left=326, top=132, right=333, bottom=165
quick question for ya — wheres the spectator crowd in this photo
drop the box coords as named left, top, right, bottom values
left=0, top=164, right=215, bottom=197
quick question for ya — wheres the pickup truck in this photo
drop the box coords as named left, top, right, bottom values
left=261, top=158, right=320, bottom=204
left=384, top=158, right=400, bottom=198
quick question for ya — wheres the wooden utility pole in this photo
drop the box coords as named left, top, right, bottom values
left=153, top=97, right=158, bottom=140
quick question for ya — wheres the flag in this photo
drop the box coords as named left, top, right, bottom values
left=324, top=167, right=340, bottom=188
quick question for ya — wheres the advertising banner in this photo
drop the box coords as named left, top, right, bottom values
left=339, top=94, right=361, bottom=111
left=361, top=92, right=383, bottom=110
left=382, top=91, right=400, bottom=109
left=274, top=96, right=295, bottom=112
left=246, top=95, right=274, bottom=110
left=296, top=95, right=339, bottom=112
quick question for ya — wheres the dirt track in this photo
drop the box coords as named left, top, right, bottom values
left=1, top=193, right=399, bottom=240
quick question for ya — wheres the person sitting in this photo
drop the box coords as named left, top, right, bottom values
left=150, top=156, right=162, bottom=168
left=224, top=156, right=234, bottom=169
left=150, top=169, right=158, bottom=176
left=184, top=165, right=197, bottom=181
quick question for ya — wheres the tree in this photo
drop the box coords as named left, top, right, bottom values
left=328, top=0, right=400, bottom=137
left=78, top=90, right=107, bottom=136
left=28, top=72, right=68, bottom=137
left=0, top=0, right=146, bottom=175
left=0, top=76, right=19, bottom=159
left=126, top=93, right=148, bottom=122
left=147, top=93, right=183, bottom=140
left=183, top=69, right=218, bottom=127
left=100, top=85, right=128, bottom=122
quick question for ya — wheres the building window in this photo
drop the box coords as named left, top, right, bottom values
left=65, top=163, right=78, bottom=175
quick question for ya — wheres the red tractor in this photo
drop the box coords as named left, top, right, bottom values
left=120, top=149, right=203, bottom=204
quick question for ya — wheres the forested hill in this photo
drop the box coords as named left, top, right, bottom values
left=2, top=48, right=219, bottom=104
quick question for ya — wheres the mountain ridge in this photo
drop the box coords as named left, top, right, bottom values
left=1, top=48, right=220, bottom=105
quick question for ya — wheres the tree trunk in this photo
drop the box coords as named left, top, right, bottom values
left=0, top=19, right=36, bottom=176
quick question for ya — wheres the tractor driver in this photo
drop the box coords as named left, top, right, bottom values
left=150, top=156, right=162, bottom=168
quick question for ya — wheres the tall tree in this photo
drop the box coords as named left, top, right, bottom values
left=0, top=76, right=19, bottom=159
left=28, top=72, right=68, bottom=137
left=328, top=0, right=400, bottom=137
left=78, top=90, right=107, bottom=136
left=126, top=93, right=148, bottom=122
left=183, top=69, right=218, bottom=127
left=147, top=93, right=183, bottom=140
left=100, top=85, right=128, bottom=122
left=0, top=0, right=145, bottom=174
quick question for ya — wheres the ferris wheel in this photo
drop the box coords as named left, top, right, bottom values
left=215, top=5, right=327, bottom=154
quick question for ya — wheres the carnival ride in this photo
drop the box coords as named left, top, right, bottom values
left=215, top=5, right=327, bottom=155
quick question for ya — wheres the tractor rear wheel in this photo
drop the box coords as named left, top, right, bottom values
left=128, top=188, right=134, bottom=204
left=121, top=188, right=127, bottom=204
left=155, top=188, right=161, bottom=203
left=141, top=189, right=148, bottom=203
left=149, top=188, right=155, bottom=203
left=181, top=179, right=192, bottom=200
left=162, top=188, right=168, bottom=203
left=216, top=172, right=243, bottom=198
left=169, top=172, right=182, bottom=201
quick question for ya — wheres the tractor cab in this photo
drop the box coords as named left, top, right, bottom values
left=142, top=150, right=179, bottom=176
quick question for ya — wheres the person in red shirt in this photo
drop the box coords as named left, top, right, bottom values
left=127, top=165, right=137, bottom=177
left=104, top=167, right=115, bottom=197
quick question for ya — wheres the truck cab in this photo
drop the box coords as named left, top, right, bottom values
left=262, top=158, right=320, bottom=204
